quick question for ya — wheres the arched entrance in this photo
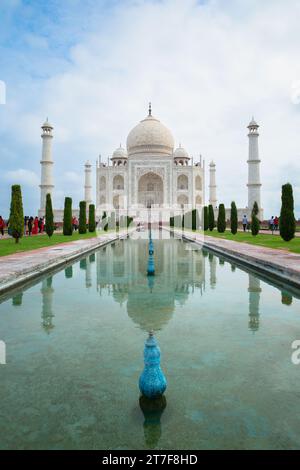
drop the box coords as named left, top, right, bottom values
left=138, top=172, right=164, bottom=207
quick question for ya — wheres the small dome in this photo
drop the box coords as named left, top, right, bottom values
left=248, top=117, right=259, bottom=128
left=42, top=119, right=53, bottom=129
left=112, top=145, right=127, bottom=160
left=127, top=111, right=174, bottom=157
left=174, top=144, right=189, bottom=160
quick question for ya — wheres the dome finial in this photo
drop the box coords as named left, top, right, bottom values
left=148, top=102, right=152, bottom=116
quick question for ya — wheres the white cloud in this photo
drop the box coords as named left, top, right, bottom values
left=1, top=0, right=300, bottom=217
left=4, top=169, right=39, bottom=187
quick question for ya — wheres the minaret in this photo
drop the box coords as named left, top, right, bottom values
left=40, top=119, right=54, bottom=212
left=209, top=161, right=217, bottom=208
left=247, top=118, right=261, bottom=215
left=84, top=160, right=92, bottom=207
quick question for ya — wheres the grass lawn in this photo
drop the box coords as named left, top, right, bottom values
left=0, top=231, right=105, bottom=257
left=202, top=229, right=300, bottom=254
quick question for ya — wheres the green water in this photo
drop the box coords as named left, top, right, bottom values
left=0, top=232, right=300, bottom=450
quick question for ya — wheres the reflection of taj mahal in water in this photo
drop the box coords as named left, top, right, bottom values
left=96, top=237, right=205, bottom=331
left=10, top=237, right=297, bottom=334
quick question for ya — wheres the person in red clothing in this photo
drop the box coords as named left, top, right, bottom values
left=32, top=217, right=39, bottom=235
left=0, top=216, right=5, bottom=237
left=274, top=216, right=279, bottom=231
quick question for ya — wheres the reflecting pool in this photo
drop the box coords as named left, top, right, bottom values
left=0, top=232, right=300, bottom=449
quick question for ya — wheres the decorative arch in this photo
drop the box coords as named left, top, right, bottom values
left=195, top=175, right=202, bottom=190
left=177, top=174, right=188, bottom=190
left=138, top=172, right=164, bottom=207
left=195, top=195, right=202, bottom=206
left=113, top=195, right=120, bottom=209
left=100, top=195, right=106, bottom=205
left=100, top=176, right=106, bottom=190
left=113, top=175, right=124, bottom=190
left=178, top=194, right=188, bottom=208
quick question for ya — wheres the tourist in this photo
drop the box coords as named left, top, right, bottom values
left=32, top=217, right=39, bottom=235
left=72, top=216, right=78, bottom=231
left=38, top=217, right=43, bottom=233
left=28, top=217, right=33, bottom=236
left=24, top=216, right=29, bottom=235
left=0, top=216, right=5, bottom=237
left=274, top=216, right=279, bottom=231
left=269, top=216, right=274, bottom=233
left=242, top=215, right=248, bottom=232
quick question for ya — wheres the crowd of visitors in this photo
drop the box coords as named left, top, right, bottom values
left=0, top=216, right=46, bottom=238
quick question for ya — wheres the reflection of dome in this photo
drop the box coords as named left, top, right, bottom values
left=127, top=286, right=174, bottom=332
left=112, top=145, right=127, bottom=160
left=127, top=111, right=174, bottom=157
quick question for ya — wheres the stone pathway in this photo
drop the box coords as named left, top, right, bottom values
left=0, top=231, right=128, bottom=294
left=171, top=229, right=300, bottom=288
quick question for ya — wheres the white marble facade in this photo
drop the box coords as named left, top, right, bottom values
left=39, top=106, right=263, bottom=223
left=96, top=106, right=204, bottom=222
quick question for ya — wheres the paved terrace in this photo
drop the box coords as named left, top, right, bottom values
left=171, top=229, right=300, bottom=289
left=0, top=231, right=129, bottom=294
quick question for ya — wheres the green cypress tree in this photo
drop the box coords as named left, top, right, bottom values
left=217, top=204, right=226, bottom=233
left=63, top=197, right=73, bottom=236
left=88, top=204, right=96, bottom=232
left=208, top=204, right=215, bottom=231
left=280, top=183, right=296, bottom=241
left=230, top=201, right=238, bottom=235
left=203, top=206, right=209, bottom=231
left=101, top=211, right=108, bottom=231
left=9, top=184, right=24, bottom=243
left=79, top=201, right=87, bottom=234
left=251, top=201, right=260, bottom=236
left=170, top=216, right=174, bottom=227
left=45, top=193, right=54, bottom=238
left=192, top=209, right=199, bottom=231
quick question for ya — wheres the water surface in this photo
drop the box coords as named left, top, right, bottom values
left=0, top=232, right=300, bottom=449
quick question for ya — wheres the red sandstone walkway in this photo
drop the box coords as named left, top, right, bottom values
left=0, top=232, right=124, bottom=293
left=170, top=229, right=300, bottom=288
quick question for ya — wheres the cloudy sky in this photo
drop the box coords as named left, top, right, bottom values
left=0, top=0, right=299, bottom=218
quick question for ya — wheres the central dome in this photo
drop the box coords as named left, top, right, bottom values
left=127, top=112, right=174, bottom=157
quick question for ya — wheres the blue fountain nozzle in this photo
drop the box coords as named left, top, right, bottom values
left=139, top=332, right=167, bottom=399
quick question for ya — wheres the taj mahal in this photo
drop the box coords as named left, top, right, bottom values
left=39, top=103, right=262, bottom=223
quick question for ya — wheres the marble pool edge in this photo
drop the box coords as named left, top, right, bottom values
left=0, top=231, right=132, bottom=296
left=169, top=228, right=300, bottom=292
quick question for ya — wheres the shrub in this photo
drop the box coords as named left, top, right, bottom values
left=63, top=197, right=73, bottom=235
left=251, top=201, right=260, bottom=236
left=203, top=206, right=208, bottom=231
left=217, top=204, right=226, bottom=233
left=230, top=201, right=238, bottom=235
left=280, top=183, right=296, bottom=241
left=45, top=193, right=54, bottom=238
left=78, top=201, right=87, bottom=234
left=192, top=209, right=199, bottom=231
left=9, top=184, right=24, bottom=243
left=208, top=204, right=215, bottom=231
left=88, top=204, right=96, bottom=232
